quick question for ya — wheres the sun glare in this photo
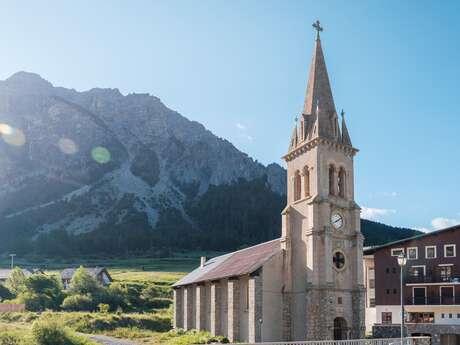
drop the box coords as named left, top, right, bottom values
left=91, top=146, right=111, bottom=164
left=58, top=138, right=78, bottom=155
left=1, top=126, right=26, bottom=147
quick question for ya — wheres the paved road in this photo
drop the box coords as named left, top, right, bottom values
left=83, top=334, right=138, bottom=345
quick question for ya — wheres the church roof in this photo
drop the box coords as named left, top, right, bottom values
left=173, top=239, right=282, bottom=287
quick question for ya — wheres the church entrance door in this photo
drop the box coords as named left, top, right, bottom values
left=333, top=317, right=348, bottom=340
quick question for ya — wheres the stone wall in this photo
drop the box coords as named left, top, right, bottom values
left=407, top=324, right=460, bottom=345
left=373, top=324, right=405, bottom=338
left=195, top=284, right=206, bottom=330
left=351, top=288, right=366, bottom=338
left=210, top=281, right=221, bottom=336
left=227, top=279, right=240, bottom=342
left=173, top=288, right=183, bottom=328
left=374, top=323, right=460, bottom=345
left=248, top=274, right=263, bottom=343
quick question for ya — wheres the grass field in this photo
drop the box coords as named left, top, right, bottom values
left=0, top=252, right=227, bottom=345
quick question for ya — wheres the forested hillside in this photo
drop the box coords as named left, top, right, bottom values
left=22, top=177, right=420, bottom=257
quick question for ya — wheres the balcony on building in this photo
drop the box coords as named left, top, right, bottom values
left=405, top=265, right=460, bottom=284
left=406, top=295, right=460, bottom=305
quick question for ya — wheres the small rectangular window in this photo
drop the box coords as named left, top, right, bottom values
left=391, top=248, right=405, bottom=257
left=444, top=244, right=456, bottom=258
left=442, top=313, right=445, bottom=318
left=337, top=297, right=342, bottom=304
left=407, top=247, right=418, bottom=260
left=386, top=289, right=390, bottom=294
left=369, top=298, right=376, bottom=307
left=425, top=246, right=437, bottom=259
left=382, top=312, right=392, bottom=324
left=449, top=313, right=453, bottom=319
left=439, top=265, right=452, bottom=282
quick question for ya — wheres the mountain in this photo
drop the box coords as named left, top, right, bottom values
left=0, top=72, right=419, bottom=257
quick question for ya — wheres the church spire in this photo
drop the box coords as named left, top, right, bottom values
left=303, top=20, right=336, bottom=116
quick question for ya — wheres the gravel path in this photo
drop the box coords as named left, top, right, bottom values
left=83, top=334, right=139, bottom=345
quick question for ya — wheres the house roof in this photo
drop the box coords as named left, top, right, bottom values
left=363, top=224, right=460, bottom=255
left=173, top=239, right=282, bottom=287
left=0, top=269, right=32, bottom=280
left=60, top=267, right=111, bottom=281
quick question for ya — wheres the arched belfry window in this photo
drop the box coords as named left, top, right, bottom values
left=338, top=168, right=346, bottom=198
left=294, top=170, right=301, bottom=201
left=329, top=165, right=336, bottom=196
left=303, top=166, right=310, bottom=198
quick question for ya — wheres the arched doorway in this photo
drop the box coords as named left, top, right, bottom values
left=333, top=317, right=348, bottom=340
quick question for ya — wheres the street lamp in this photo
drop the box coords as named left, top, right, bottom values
left=397, top=254, right=407, bottom=345
left=9, top=254, right=16, bottom=269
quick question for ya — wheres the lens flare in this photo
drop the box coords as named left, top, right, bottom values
left=91, top=146, right=111, bottom=164
left=0, top=123, right=13, bottom=135
left=2, top=127, right=26, bottom=146
left=58, top=138, right=78, bottom=155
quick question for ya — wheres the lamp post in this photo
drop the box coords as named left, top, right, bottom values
left=9, top=254, right=16, bottom=269
left=397, top=254, right=407, bottom=345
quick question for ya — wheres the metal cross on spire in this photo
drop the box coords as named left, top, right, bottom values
left=312, top=20, right=323, bottom=40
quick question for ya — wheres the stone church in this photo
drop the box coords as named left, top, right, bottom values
left=172, top=22, right=365, bottom=342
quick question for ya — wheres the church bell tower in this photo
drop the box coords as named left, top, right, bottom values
left=281, top=21, right=365, bottom=341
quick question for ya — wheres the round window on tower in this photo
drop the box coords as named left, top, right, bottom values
left=333, top=250, right=346, bottom=270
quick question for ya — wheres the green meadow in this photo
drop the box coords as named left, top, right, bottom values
left=0, top=252, right=228, bottom=345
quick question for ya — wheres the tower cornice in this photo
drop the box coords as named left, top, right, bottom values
left=282, top=137, right=358, bottom=162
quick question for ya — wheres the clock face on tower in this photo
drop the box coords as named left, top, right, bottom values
left=331, top=212, right=344, bottom=229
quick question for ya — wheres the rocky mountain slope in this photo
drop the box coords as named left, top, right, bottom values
left=0, top=72, right=286, bottom=255
left=0, top=72, right=418, bottom=256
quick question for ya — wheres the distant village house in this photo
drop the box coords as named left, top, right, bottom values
left=0, top=269, right=32, bottom=284
left=60, top=267, right=112, bottom=289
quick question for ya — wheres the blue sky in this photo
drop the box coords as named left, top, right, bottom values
left=0, top=1, right=459, bottom=231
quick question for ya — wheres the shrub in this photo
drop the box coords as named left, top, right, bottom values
left=161, top=329, right=229, bottom=345
left=16, top=291, right=54, bottom=312
left=32, top=319, right=69, bottom=345
left=0, top=285, right=13, bottom=301
left=140, top=284, right=158, bottom=300
left=0, top=332, right=22, bottom=345
left=31, top=318, right=93, bottom=345
left=149, top=297, right=172, bottom=309
left=61, top=294, right=94, bottom=311
left=98, top=303, right=110, bottom=313
left=93, top=283, right=128, bottom=311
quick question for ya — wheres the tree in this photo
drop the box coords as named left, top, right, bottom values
left=16, top=291, right=53, bottom=312
left=68, top=267, right=100, bottom=295
left=5, top=267, right=27, bottom=296
left=21, top=274, right=64, bottom=310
